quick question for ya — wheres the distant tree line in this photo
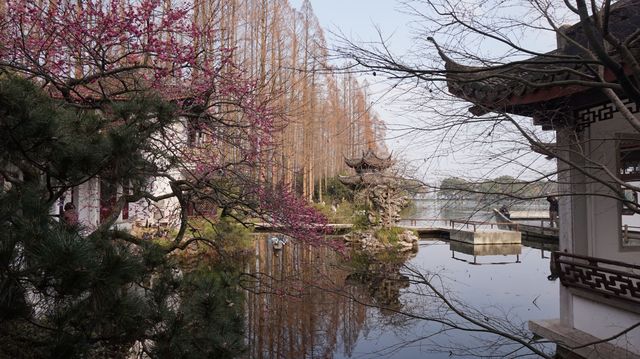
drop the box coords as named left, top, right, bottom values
left=438, top=176, right=557, bottom=202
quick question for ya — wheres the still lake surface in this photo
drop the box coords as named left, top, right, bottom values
left=245, top=199, right=559, bottom=358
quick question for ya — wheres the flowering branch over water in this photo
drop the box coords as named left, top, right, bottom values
left=0, top=0, right=329, bottom=245
left=258, top=183, right=334, bottom=247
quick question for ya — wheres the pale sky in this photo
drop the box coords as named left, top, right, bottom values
left=289, top=1, right=412, bottom=45
left=288, top=0, right=559, bottom=184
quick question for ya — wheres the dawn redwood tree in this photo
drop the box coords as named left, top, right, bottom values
left=0, top=0, right=330, bottom=357
left=201, top=0, right=387, bottom=198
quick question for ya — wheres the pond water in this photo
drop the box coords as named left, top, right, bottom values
left=244, top=200, right=559, bottom=358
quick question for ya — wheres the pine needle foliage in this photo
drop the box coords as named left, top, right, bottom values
left=0, top=77, right=246, bottom=358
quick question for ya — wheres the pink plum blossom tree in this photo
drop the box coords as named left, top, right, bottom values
left=0, top=0, right=329, bottom=245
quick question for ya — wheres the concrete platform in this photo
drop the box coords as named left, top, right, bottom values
left=449, top=228, right=521, bottom=245
left=529, top=319, right=640, bottom=359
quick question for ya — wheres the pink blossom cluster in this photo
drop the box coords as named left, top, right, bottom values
left=1, top=0, right=195, bottom=95
left=0, top=0, right=330, bottom=247
left=0, top=0, right=275, bottom=160
left=258, top=184, right=342, bottom=250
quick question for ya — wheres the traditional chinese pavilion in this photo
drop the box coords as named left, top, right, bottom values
left=339, top=149, right=394, bottom=190
left=340, top=150, right=411, bottom=228
left=437, top=0, right=640, bottom=357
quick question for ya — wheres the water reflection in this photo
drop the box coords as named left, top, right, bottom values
left=245, top=234, right=559, bottom=359
left=244, top=236, right=368, bottom=359
left=344, top=261, right=410, bottom=313
left=523, top=236, right=559, bottom=258
left=449, top=241, right=522, bottom=265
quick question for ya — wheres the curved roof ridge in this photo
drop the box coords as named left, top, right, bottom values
left=427, top=37, right=487, bottom=74
left=344, top=149, right=394, bottom=171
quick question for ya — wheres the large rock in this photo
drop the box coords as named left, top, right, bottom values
left=344, top=229, right=418, bottom=253
left=399, top=229, right=418, bottom=243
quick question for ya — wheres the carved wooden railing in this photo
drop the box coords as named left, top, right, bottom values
left=550, top=252, right=640, bottom=307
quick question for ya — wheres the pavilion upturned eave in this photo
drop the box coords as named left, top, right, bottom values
left=433, top=0, right=640, bottom=117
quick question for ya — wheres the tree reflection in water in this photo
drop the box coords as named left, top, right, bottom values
left=243, top=236, right=415, bottom=359
left=243, top=236, right=557, bottom=359
left=344, top=253, right=412, bottom=314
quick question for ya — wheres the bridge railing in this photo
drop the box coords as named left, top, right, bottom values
left=448, top=219, right=520, bottom=233
left=402, top=218, right=520, bottom=232
left=622, top=224, right=640, bottom=245
left=402, top=218, right=451, bottom=227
